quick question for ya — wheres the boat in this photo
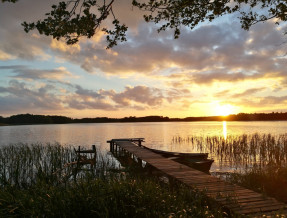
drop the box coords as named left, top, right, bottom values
left=167, top=156, right=214, bottom=172
left=142, top=146, right=213, bottom=172
left=142, top=146, right=208, bottom=159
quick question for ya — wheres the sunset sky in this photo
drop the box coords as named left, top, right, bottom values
left=1, top=0, right=287, bottom=118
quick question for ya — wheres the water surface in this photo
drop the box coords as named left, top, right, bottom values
left=1, top=121, right=287, bottom=172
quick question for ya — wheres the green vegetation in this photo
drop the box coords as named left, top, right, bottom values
left=226, top=166, right=287, bottom=203
left=0, top=143, right=224, bottom=217
left=2, top=133, right=287, bottom=216
left=172, top=133, right=287, bottom=203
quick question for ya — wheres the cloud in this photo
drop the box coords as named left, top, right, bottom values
left=0, top=50, right=15, bottom=60
left=214, top=88, right=265, bottom=98
left=112, top=86, right=163, bottom=107
left=66, top=98, right=114, bottom=111
left=0, top=80, right=64, bottom=113
left=191, top=72, right=261, bottom=84
left=42, top=18, right=287, bottom=92
left=0, top=80, right=189, bottom=114
left=1, top=1, right=287, bottom=85
left=231, top=88, right=266, bottom=98
left=0, top=65, right=72, bottom=80
left=74, top=85, right=103, bottom=99
left=50, top=39, right=81, bottom=54
left=1, top=1, right=287, bottom=117
left=0, top=0, right=60, bottom=61
left=259, top=95, right=287, bottom=105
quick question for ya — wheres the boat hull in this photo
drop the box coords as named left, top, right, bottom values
left=143, top=146, right=213, bottom=172
left=142, top=146, right=208, bottom=159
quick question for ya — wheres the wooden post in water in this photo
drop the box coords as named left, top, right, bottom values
left=138, top=158, right=142, bottom=167
left=109, top=141, right=113, bottom=152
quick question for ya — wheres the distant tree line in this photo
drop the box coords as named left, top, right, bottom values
left=0, top=113, right=287, bottom=125
left=0, top=114, right=73, bottom=125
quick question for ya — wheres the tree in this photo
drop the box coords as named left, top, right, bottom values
left=2, top=0, right=287, bottom=48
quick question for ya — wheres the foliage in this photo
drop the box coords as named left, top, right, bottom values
left=173, top=133, right=287, bottom=170
left=21, top=0, right=128, bottom=49
left=2, top=0, right=287, bottom=48
left=0, top=143, right=223, bottom=217
left=173, top=133, right=287, bottom=203
left=133, top=0, right=287, bottom=38
left=226, top=166, right=287, bottom=203
left=1, top=0, right=18, bottom=2
left=0, top=176, right=223, bottom=217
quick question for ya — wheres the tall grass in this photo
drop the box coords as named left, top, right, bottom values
left=172, top=133, right=287, bottom=169
left=0, top=143, right=224, bottom=217
left=225, top=165, right=287, bottom=203
left=172, top=134, right=287, bottom=203
left=0, top=143, right=118, bottom=188
left=0, top=143, right=73, bottom=187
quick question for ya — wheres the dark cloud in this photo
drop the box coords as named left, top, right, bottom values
left=1, top=1, right=287, bottom=116
left=1, top=1, right=287, bottom=85
left=0, top=80, right=63, bottom=113
left=0, top=0, right=59, bottom=60
left=112, top=86, right=163, bottom=107
left=0, top=80, right=191, bottom=114
left=0, top=65, right=72, bottom=80
left=74, top=85, right=103, bottom=99
left=66, top=98, right=115, bottom=111
left=43, top=19, right=286, bottom=91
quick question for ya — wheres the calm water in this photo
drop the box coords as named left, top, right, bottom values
left=1, top=121, right=287, bottom=172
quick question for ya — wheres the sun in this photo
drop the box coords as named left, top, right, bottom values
left=215, top=104, right=235, bottom=116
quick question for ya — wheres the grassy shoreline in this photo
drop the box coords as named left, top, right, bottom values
left=1, top=140, right=287, bottom=217
left=0, top=143, right=225, bottom=217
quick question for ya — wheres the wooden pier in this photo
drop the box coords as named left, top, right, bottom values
left=108, top=138, right=287, bottom=217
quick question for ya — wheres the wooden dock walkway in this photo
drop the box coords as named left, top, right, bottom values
left=108, top=138, right=287, bottom=217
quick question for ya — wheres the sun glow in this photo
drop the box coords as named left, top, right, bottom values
left=215, top=104, right=236, bottom=116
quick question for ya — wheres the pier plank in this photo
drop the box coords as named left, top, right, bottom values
left=110, top=139, right=287, bottom=216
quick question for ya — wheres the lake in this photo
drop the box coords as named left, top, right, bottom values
left=1, top=121, right=287, bottom=173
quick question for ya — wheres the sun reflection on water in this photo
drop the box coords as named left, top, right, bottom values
left=222, top=121, right=227, bottom=140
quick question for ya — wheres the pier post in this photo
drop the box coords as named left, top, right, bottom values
left=110, top=141, right=114, bottom=152
left=138, top=158, right=142, bottom=167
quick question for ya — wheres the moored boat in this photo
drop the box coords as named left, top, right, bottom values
left=142, top=146, right=213, bottom=172
left=142, top=146, right=208, bottom=159
left=168, top=156, right=214, bottom=172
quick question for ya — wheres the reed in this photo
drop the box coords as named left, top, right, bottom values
left=172, top=133, right=287, bottom=169
left=172, top=133, right=287, bottom=203
left=0, top=143, right=117, bottom=188
left=0, top=143, right=223, bottom=217
left=225, top=165, right=287, bottom=203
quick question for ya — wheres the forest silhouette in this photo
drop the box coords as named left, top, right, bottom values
left=1, top=112, right=287, bottom=125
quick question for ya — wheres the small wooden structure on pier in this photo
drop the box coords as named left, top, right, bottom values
left=107, top=138, right=287, bottom=216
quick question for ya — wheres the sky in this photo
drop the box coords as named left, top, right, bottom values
left=1, top=0, right=287, bottom=118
